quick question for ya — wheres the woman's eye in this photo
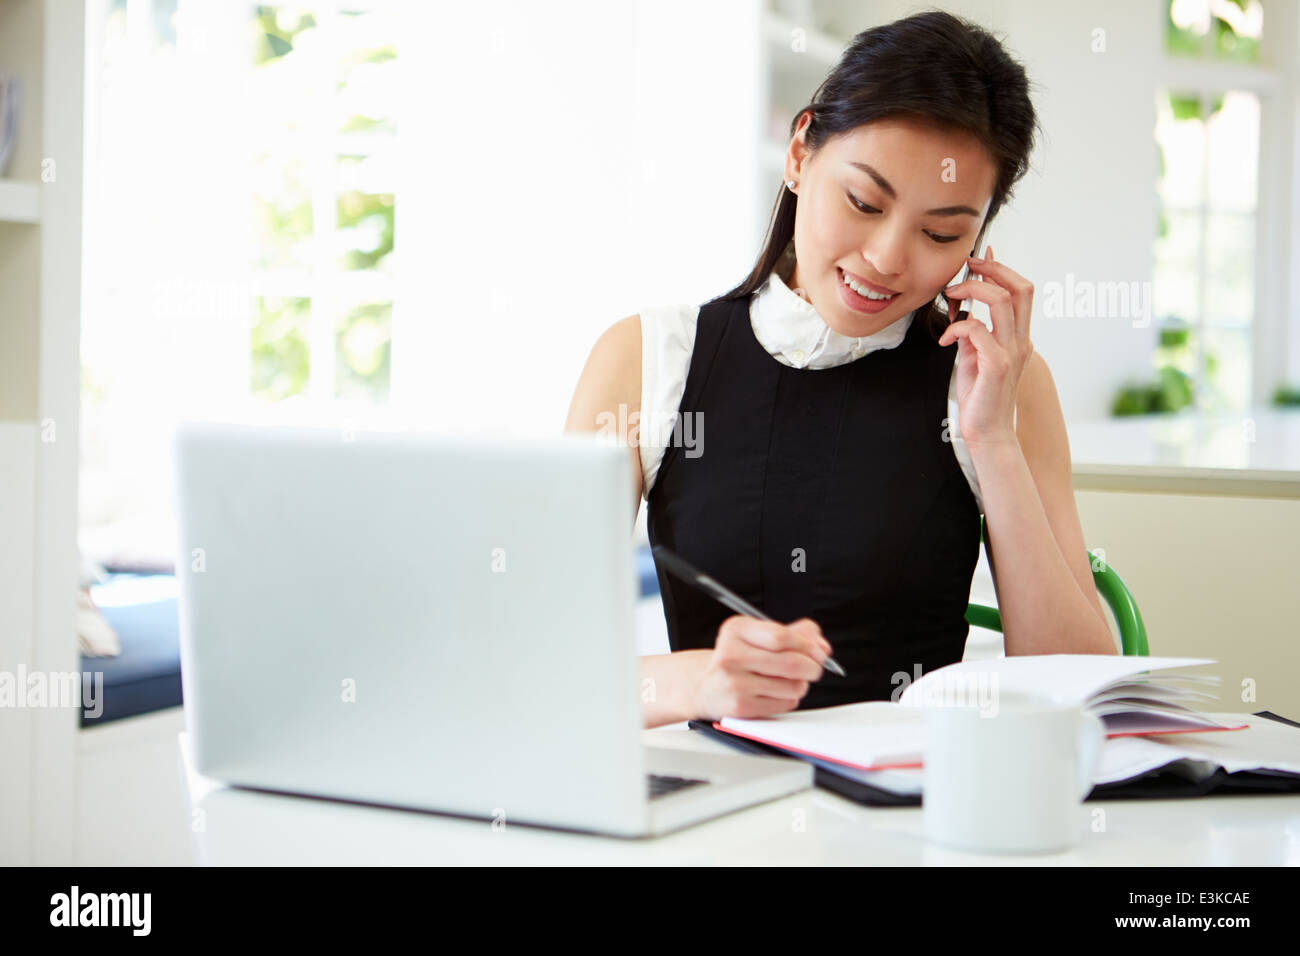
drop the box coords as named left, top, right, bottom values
left=847, top=192, right=880, bottom=215
left=846, top=192, right=961, bottom=244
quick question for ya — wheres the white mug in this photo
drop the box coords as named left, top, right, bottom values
left=922, top=700, right=1105, bottom=855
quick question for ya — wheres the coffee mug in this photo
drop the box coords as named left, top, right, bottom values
left=922, top=700, right=1106, bottom=855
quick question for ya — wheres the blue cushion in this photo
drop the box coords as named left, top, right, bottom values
left=80, top=574, right=182, bottom=726
left=636, top=543, right=660, bottom=599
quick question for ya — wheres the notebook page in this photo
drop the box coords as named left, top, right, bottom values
left=1137, top=713, right=1300, bottom=775
left=1098, top=709, right=1242, bottom=734
left=718, top=701, right=927, bottom=770
left=799, top=753, right=924, bottom=796
left=898, top=655, right=1217, bottom=708
left=1094, top=735, right=1212, bottom=785
left=1090, top=682, right=1221, bottom=706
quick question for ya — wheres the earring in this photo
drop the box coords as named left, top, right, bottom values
left=786, top=180, right=797, bottom=192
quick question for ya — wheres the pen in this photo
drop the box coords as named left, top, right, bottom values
left=650, top=544, right=847, bottom=678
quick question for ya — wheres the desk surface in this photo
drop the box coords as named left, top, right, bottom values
left=177, top=727, right=1300, bottom=866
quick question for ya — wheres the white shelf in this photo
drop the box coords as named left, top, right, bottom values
left=755, top=6, right=852, bottom=232
left=0, top=178, right=40, bottom=224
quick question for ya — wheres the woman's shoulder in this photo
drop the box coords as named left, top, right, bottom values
left=638, top=302, right=703, bottom=404
left=639, top=302, right=701, bottom=353
left=637, top=302, right=702, bottom=499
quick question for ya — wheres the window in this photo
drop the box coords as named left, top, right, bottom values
left=1149, top=0, right=1266, bottom=414
left=80, top=0, right=399, bottom=567
left=1152, top=89, right=1259, bottom=412
left=1166, top=0, right=1263, bottom=62
left=249, top=5, right=397, bottom=405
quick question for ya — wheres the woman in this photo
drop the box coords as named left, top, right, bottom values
left=565, top=10, right=1116, bottom=729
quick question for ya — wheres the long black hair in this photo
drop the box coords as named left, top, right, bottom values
left=715, top=8, right=1042, bottom=342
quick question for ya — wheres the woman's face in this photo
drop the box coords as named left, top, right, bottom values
left=785, top=115, right=997, bottom=337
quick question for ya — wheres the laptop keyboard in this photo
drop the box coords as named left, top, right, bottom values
left=647, top=773, right=709, bottom=799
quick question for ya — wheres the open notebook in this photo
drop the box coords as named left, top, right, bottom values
left=698, top=656, right=1300, bottom=798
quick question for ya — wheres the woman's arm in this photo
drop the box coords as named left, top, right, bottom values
left=562, top=315, right=715, bottom=726
left=969, top=352, right=1116, bottom=655
left=639, top=650, right=710, bottom=727
left=563, top=314, right=645, bottom=518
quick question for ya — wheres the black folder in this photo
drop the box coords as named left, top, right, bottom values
left=686, top=710, right=1300, bottom=806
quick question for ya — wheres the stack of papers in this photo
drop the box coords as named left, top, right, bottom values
left=710, top=655, right=1299, bottom=794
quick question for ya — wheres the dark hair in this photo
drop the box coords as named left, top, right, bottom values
left=715, top=8, right=1042, bottom=341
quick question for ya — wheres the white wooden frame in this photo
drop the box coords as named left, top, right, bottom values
left=0, top=0, right=85, bottom=866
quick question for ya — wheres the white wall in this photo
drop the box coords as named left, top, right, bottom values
left=393, top=0, right=764, bottom=437
left=1076, top=487, right=1300, bottom=717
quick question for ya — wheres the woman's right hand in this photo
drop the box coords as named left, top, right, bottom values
left=688, top=616, right=832, bottom=720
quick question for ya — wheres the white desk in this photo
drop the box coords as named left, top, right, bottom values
left=176, top=727, right=1300, bottom=866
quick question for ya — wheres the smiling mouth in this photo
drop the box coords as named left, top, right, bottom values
left=838, top=267, right=900, bottom=299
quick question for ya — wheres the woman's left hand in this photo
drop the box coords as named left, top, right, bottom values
left=938, top=246, right=1035, bottom=448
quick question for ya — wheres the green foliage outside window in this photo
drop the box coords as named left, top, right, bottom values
left=252, top=297, right=311, bottom=401
left=337, top=188, right=394, bottom=271
left=254, top=7, right=316, bottom=65
left=248, top=7, right=397, bottom=406
left=1165, top=0, right=1261, bottom=63
left=335, top=302, right=391, bottom=400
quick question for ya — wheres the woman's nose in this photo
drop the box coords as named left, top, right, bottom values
left=861, top=223, right=907, bottom=278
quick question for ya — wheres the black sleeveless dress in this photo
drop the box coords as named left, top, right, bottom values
left=645, top=291, right=982, bottom=709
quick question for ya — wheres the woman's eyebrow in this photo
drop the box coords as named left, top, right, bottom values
left=846, top=161, right=982, bottom=217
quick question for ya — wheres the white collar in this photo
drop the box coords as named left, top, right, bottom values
left=749, top=251, right=912, bottom=369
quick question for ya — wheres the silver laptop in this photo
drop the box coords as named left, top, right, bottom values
left=172, top=421, right=811, bottom=838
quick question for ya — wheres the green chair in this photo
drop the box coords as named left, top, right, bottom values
left=964, top=515, right=1150, bottom=656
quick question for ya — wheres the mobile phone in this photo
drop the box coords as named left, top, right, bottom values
left=952, top=235, right=988, bottom=314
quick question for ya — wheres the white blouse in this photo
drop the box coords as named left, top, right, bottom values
left=637, top=266, right=986, bottom=513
